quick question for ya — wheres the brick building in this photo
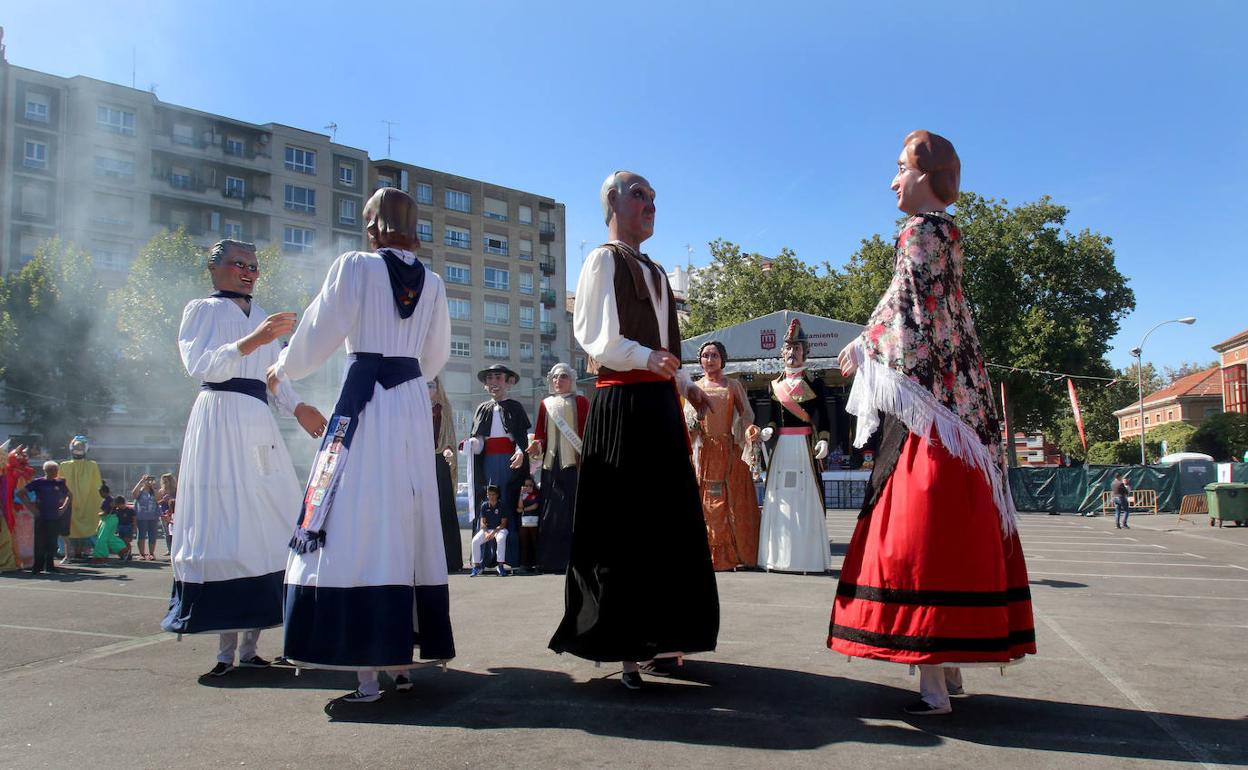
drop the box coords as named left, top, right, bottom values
left=1114, top=366, right=1223, bottom=440
left=1213, top=328, right=1248, bottom=415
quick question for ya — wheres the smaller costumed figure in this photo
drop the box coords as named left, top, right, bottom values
left=464, top=364, right=531, bottom=571
left=428, top=377, right=463, bottom=573
left=757, top=319, right=833, bottom=574
left=0, top=442, right=36, bottom=571
left=686, top=341, right=762, bottom=571
left=526, top=362, right=589, bottom=574
left=59, top=436, right=102, bottom=562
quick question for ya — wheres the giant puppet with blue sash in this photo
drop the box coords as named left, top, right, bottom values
left=272, top=187, right=455, bottom=707
left=162, top=238, right=326, bottom=679
left=756, top=318, right=833, bottom=574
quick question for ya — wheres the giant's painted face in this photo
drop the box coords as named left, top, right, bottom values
left=782, top=341, right=806, bottom=369
left=483, top=372, right=511, bottom=400
left=70, top=439, right=87, bottom=459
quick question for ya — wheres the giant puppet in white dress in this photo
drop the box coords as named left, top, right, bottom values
left=273, top=224, right=454, bottom=699
left=162, top=290, right=307, bottom=665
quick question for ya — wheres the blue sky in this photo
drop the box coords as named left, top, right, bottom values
left=5, top=1, right=1244, bottom=373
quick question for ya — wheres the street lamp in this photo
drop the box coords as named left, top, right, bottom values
left=1130, top=316, right=1196, bottom=464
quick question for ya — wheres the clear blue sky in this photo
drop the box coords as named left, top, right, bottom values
left=5, top=1, right=1244, bottom=373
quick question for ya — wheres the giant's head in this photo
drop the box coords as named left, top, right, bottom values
left=364, top=187, right=420, bottom=251
left=600, top=171, right=655, bottom=244
left=206, top=239, right=259, bottom=295
left=891, top=130, right=960, bottom=215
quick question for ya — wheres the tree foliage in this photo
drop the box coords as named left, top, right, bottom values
left=0, top=238, right=117, bottom=451
left=1189, top=412, right=1248, bottom=462
left=1162, top=360, right=1219, bottom=385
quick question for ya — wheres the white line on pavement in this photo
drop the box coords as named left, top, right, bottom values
left=1025, top=549, right=1175, bottom=555
left=0, top=623, right=140, bottom=639
left=1029, top=571, right=1248, bottom=582
left=0, top=583, right=169, bottom=601
left=1026, top=560, right=1240, bottom=568
left=1035, top=611, right=1220, bottom=769
left=1104, top=592, right=1248, bottom=601
left=1021, top=541, right=1163, bottom=547
left=0, top=632, right=172, bottom=681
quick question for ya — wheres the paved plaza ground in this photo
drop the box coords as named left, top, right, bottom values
left=1, top=510, right=1245, bottom=769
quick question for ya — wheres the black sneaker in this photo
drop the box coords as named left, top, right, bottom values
left=270, top=655, right=295, bottom=668
left=237, top=655, right=271, bottom=668
left=394, top=674, right=413, bottom=692
left=333, top=689, right=381, bottom=704
left=204, top=662, right=233, bottom=677
left=903, top=699, right=951, bottom=715
left=621, top=671, right=643, bottom=690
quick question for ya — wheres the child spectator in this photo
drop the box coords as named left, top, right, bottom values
left=470, top=485, right=509, bottom=577
left=91, top=494, right=130, bottom=562
left=517, top=477, right=540, bottom=573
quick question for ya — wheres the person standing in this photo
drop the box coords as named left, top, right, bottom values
left=131, top=475, right=161, bottom=560
left=549, top=171, right=718, bottom=690
left=157, top=473, right=177, bottom=556
left=161, top=239, right=325, bottom=679
left=273, top=188, right=455, bottom=707
left=23, top=461, right=70, bottom=574
left=59, top=436, right=101, bottom=563
left=526, top=362, right=589, bottom=574
left=687, top=341, right=762, bottom=571
left=429, top=377, right=463, bottom=573
left=1111, top=472, right=1131, bottom=529
left=2, top=446, right=36, bottom=569
left=756, top=320, right=834, bottom=574
left=466, top=365, right=531, bottom=570
left=828, top=131, right=1035, bottom=715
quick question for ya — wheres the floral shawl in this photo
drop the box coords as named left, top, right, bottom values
left=846, top=211, right=1016, bottom=533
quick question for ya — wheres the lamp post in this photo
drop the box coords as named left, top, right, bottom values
left=1129, top=316, right=1196, bottom=464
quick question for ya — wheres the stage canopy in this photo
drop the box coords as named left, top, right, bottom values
left=681, top=310, right=864, bottom=375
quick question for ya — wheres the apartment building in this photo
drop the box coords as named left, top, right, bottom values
left=0, top=61, right=369, bottom=284
left=368, top=160, right=568, bottom=430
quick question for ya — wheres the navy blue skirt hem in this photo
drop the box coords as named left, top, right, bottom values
left=161, top=571, right=284, bottom=634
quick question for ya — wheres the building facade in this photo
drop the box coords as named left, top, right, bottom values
left=367, top=160, right=568, bottom=432
left=1213, top=329, right=1248, bottom=416
left=1114, top=366, right=1223, bottom=440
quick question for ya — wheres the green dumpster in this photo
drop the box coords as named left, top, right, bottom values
left=1204, top=483, right=1248, bottom=528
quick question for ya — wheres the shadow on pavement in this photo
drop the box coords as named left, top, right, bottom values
left=319, top=660, right=1248, bottom=763
left=197, top=666, right=357, bottom=691
left=0, top=568, right=133, bottom=583
left=1029, top=578, right=1089, bottom=589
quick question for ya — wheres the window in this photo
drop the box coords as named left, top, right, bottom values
left=519, top=342, right=533, bottom=362
left=451, top=336, right=472, bottom=358
left=22, top=140, right=48, bottom=170
left=415, top=182, right=433, bottom=204
left=91, top=240, right=130, bottom=272
left=417, top=219, right=432, bottom=242
left=518, top=238, right=533, bottom=260
left=224, top=137, right=245, bottom=156
left=335, top=234, right=361, bottom=253
left=519, top=272, right=534, bottom=295
left=172, top=123, right=195, bottom=145
left=376, top=175, right=393, bottom=190
left=338, top=162, right=355, bottom=187
left=484, top=301, right=510, bottom=325
left=445, top=263, right=470, bottom=285
left=223, top=220, right=243, bottom=240
left=339, top=198, right=357, bottom=224
left=285, top=146, right=316, bottom=174
left=170, top=165, right=193, bottom=189
left=91, top=192, right=131, bottom=226
left=519, top=306, right=535, bottom=329
left=483, top=338, right=509, bottom=359
left=483, top=267, right=509, bottom=290
left=97, top=105, right=136, bottom=135
left=445, top=189, right=471, bottom=213
left=224, top=176, right=246, bottom=199
left=575, top=355, right=587, bottom=375
left=25, top=94, right=49, bottom=122
left=1167, top=410, right=1174, bottom=421
left=94, top=152, right=135, bottom=180
left=444, top=225, right=471, bottom=249
left=448, top=298, right=472, bottom=321
left=283, top=226, right=314, bottom=253
left=284, top=184, right=316, bottom=213
left=484, top=234, right=508, bottom=256
left=20, top=184, right=49, bottom=217
left=1143, top=416, right=1149, bottom=426
left=519, top=204, right=532, bottom=225
left=484, top=197, right=508, bottom=221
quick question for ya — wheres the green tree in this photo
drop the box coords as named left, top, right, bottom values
left=1162, top=360, right=1219, bottom=385
left=1190, top=412, right=1248, bottom=461
left=0, top=238, right=118, bottom=451
left=1053, top=363, right=1158, bottom=460
left=1145, top=421, right=1197, bottom=456
left=1087, top=440, right=1141, bottom=465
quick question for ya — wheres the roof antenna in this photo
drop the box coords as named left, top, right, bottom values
left=382, top=120, right=399, bottom=157
left=324, top=122, right=338, bottom=142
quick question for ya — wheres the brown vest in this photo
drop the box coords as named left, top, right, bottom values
left=590, top=242, right=684, bottom=377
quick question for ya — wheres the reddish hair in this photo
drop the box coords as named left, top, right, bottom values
left=903, top=130, right=961, bottom=206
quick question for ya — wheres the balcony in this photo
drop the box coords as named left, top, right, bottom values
left=153, top=132, right=273, bottom=169
left=542, top=354, right=559, bottom=371
left=539, top=221, right=556, bottom=241
left=540, top=289, right=557, bottom=307
left=540, top=321, right=557, bottom=340
left=517, top=251, right=533, bottom=262
left=539, top=256, right=556, bottom=275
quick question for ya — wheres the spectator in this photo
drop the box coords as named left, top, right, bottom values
left=92, top=495, right=130, bottom=562
left=23, top=461, right=71, bottom=574
left=470, top=485, right=509, bottom=577
left=131, top=475, right=161, bottom=560
left=517, top=477, right=540, bottom=573
left=1111, top=472, right=1131, bottom=529
left=158, top=474, right=176, bottom=556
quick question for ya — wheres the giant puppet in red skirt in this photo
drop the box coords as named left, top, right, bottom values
left=828, top=131, right=1035, bottom=715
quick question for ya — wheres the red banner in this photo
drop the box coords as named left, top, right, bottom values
left=1067, top=378, right=1087, bottom=452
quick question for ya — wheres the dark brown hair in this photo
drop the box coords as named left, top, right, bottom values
left=698, top=340, right=728, bottom=364
left=903, top=130, right=961, bottom=206
left=364, top=187, right=420, bottom=249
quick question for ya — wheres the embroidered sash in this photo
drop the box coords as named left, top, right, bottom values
left=543, top=396, right=583, bottom=455
left=773, top=377, right=812, bottom=423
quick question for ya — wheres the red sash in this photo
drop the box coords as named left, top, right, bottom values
left=773, top=378, right=812, bottom=423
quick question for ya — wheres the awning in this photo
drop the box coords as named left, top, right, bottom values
left=681, top=310, right=864, bottom=373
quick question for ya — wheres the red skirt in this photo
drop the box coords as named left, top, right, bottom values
left=828, top=433, right=1035, bottom=665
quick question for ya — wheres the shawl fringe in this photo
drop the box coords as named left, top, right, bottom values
left=846, top=354, right=1017, bottom=536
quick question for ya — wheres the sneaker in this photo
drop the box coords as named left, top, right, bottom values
left=620, top=671, right=643, bottom=690
left=496, top=565, right=508, bottom=577
left=469, top=567, right=481, bottom=577
left=1122, top=524, right=1130, bottom=529
left=903, top=699, right=951, bottom=715
left=333, top=689, right=381, bottom=704
left=947, top=685, right=965, bottom=697
left=638, top=657, right=681, bottom=677
left=237, top=655, right=271, bottom=668
left=204, top=662, right=233, bottom=677
left=271, top=655, right=295, bottom=668
left=394, top=675, right=413, bottom=692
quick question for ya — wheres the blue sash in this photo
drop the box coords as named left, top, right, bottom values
left=290, top=354, right=422, bottom=553
left=200, top=378, right=268, bottom=404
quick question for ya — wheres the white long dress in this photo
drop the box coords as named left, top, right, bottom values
left=274, top=248, right=453, bottom=670
left=758, top=433, right=832, bottom=573
left=162, top=297, right=304, bottom=635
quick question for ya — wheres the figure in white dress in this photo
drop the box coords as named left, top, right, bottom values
left=161, top=239, right=327, bottom=679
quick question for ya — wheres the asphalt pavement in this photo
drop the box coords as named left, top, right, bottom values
left=1, top=510, right=1245, bottom=770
